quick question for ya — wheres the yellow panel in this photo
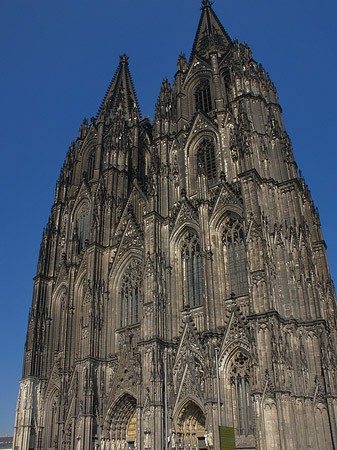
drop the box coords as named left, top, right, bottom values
left=127, top=412, right=137, bottom=439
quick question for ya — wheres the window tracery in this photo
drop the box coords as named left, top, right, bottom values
left=197, top=137, right=217, bottom=186
left=229, top=352, right=254, bottom=436
left=120, top=259, right=142, bottom=327
left=75, top=202, right=89, bottom=252
left=222, top=218, right=248, bottom=296
left=223, top=69, right=231, bottom=99
left=195, top=79, right=212, bottom=113
left=87, top=149, right=95, bottom=180
left=181, top=233, right=203, bottom=308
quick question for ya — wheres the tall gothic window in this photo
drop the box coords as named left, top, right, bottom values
left=197, top=137, right=217, bottom=186
left=46, top=392, right=59, bottom=448
left=229, top=352, right=254, bottom=436
left=87, top=150, right=95, bottom=180
left=223, top=69, right=231, bottom=99
left=181, top=233, right=203, bottom=308
left=195, top=79, right=212, bottom=113
left=120, top=259, right=142, bottom=327
left=222, top=218, right=248, bottom=296
left=76, top=202, right=89, bottom=252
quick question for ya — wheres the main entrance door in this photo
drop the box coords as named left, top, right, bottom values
left=105, top=393, right=137, bottom=449
left=173, top=401, right=206, bottom=449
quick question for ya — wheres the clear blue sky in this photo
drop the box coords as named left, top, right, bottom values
left=0, top=0, right=336, bottom=435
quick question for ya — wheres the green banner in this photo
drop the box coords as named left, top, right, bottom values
left=219, top=426, right=236, bottom=450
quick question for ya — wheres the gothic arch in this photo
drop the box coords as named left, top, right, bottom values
left=73, top=272, right=88, bottom=358
left=210, top=204, right=244, bottom=231
left=109, top=249, right=143, bottom=290
left=219, top=347, right=254, bottom=438
left=87, top=148, right=96, bottom=180
left=71, top=198, right=90, bottom=252
left=107, top=252, right=143, bottom=354
left=185, top=130, right=221, bottom=195
left=172, top=229, right=204, bottom=310
left=170, top=222, right=200, bottom=248
left=50, top=285, right=68, bottom=355
left=185, top=66, right=212, bottom=91
left=119, top=259, right=142, bottom=327
left=185, top=69, right=213, bottom=117
left=210, top=211, right=247, bottom=305
left=172, top=399, right=206, bottom=449
left=80, top=142, right=96, bottom=178
left=104, top=393, right=137, bottom=446
left=194, top=78, right=212, bottom=113
left=221, top=215, right=248, bottom=298
left=43, top=387, right=60, bottom=449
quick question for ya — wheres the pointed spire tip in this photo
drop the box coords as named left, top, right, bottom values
left=201, top=0, right=214, bottom=9
left=120, top=54, right=129, bottom=63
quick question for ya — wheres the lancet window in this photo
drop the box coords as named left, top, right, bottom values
left=45, top=392, right=59, bottom=448
left=181, top=233, right=203, bottom=308
left=195, top=79, right=212, bottom=113
left=222, top=217, right=248, bottom=296
left=87, top=149, right=95, bottom=180
left=229, top=352, right=254, bottom=436
left=223, top=69, right=231, bottom=99
left=76, top=202, right=89, bottom=252
left=197, top=137, right=217, bottom=186
left=120, top=259, right=142, bottom=327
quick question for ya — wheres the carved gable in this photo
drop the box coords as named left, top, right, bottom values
left=220, top=309, right=250, bottom=361
left=170, top=200, right=199, bottom=235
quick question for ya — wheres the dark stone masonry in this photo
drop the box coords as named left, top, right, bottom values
left=14, top=2, right=337, bottom=449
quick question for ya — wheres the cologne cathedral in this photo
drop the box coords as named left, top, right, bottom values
left=14, top=1, right=337, bottom=449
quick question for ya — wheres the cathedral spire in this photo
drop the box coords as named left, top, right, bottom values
left=97, top=54, right=141, bottom=121
left=190, top=1, right=232, bottom=63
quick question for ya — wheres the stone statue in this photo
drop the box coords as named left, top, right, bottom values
left=205, top=431, right=213, bottom=448
left=171, top=431, right=176, bottom=449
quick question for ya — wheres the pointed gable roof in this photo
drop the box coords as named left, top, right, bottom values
left=97, top=54, right=141, bottom=121
left=190, top=1, right=232, bottom=63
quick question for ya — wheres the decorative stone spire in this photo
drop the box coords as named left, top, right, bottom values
left=97, top=54, right=140, bottom=121
left=154, top=78, right=174, bottom=137
left=177, top=53, right=188, bottom=72
left=190, top=1, right=231, bottom=62
left=155, top=78, right=173, bottom=120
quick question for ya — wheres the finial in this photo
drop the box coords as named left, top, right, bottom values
left=120, top=54, right=129, bottom=63
left=201, top=0, right=214, bottom=9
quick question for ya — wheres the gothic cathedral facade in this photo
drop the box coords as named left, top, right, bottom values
left=14, top=2, right=337, bottom=449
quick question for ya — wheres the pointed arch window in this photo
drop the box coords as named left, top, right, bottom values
left=120, top=259, right=142, bottom=327
left=195, top=79, right=212, bottom=113
left=197, top=137, right=217, bottom=186
left=181, top=233, right=203, bottom=308
left=75, top=202, right=89, bottom=252
left=222, top=218, right=248, bottom=296
left=223, top=69, right=231, bottom=97
left=87, top=149, right=95, bottom=180
left=229, top=352, right=254, bottom=436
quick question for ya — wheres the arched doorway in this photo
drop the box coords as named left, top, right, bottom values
left=173, top=400, right=207, bottom=449
left=127, top=411, right=137, bottom=448
left=105, top=393, right=137, bottom=449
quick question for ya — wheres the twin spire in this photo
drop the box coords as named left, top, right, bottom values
left=98, top=54, right=140, bottom=121
left=98, top=1, right=231, bottom=120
